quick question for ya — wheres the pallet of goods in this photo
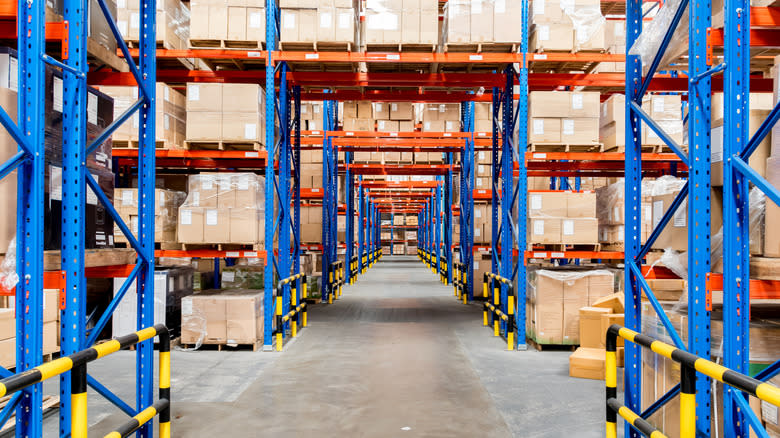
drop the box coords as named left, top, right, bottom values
left=114, top=188, right=187, bottom=246
left=527, top=191, right=599, bottom=248
left=443, top=0, right=522, bottom=53
left=279, top=0, right=356, bottom=51
left=117, top=0, right=191, bottom=50
left=189, top=0, right=266, bottom=48
left=528, top=91, right=601, bottom=151
left=364, top=0, right=437, bottom=52
left=0, top=290, right=61, bottom=368
left=186, top=83, right=267, bottom=151
left=181, top=289, right=264, bottom=350
left=599, top=94, right=684, bottom=153
left=528, top=0, right=606, bottom=53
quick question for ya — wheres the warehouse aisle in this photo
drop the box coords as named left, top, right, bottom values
left=80, top=255, right=604, bottom=437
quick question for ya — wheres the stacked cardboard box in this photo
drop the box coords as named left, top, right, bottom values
left=529, top=0, right=605, bottom=52
left=527, top=191, right=599, bottom=245
left=181, top=289, right=264, bottom=346
left=0, top=289, right=60, bottom=368
left=529, top=91, right=600, bottom=145
left=186, top=83, right=267, bottom=146
left=600, top=94, right=684, bottom=150
left=365, top=0, right=437, bottom=46
left=596, top=180, right=652, bottom=247
left=474, top=102, right=492, bottom=133
left=177, top=173, right=266, bottom=244
left=444, top=0, right=522, bottom=45
left=114, top=188, right=187, bottom=244
left=99, top=83, right=187, bottom=148
left=281, top=0, right=355, bottom=47
left=422, top=103, right=460, bottom=134
left=301, top=203, right=323, bottom=243
left=527, top=269, right=615, bottom=346
left=474, top=149, right=492, bottom=190
left=342, top=100, right=372, bottom=131
left=569, top=292, right=624, bottom=379
left=375, top=102, right=415, bottom=133
left=190, top=0, right=265, bottom=44
left=301, top=101, right=324, bottom=131
left=300, top=150, right=324, bottom=188
left=118, top=0, right=190, bottom=49
left=596, top=21, right=625, bottom=73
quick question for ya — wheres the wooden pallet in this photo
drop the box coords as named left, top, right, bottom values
left=0, top=395, right=60, bottom=434
left=365, top=43, right=437, bottom=53
left=605, top=144, right=675, bottom=154
left=527, top=336, right=577, bottom=352
left=529, top=143, right=604, bottom=153
left=188, top=39, right=266, bottom=50
left=179, top=243, right=264, bottom=252
left=181, top=340, right=262, bottom=351
left=185, top=140, right=263, bottom=151
left=279, top=41, right=353, bottom=52
left=527, top=243, right=602, bottom=252
left=112, top=139, right=186, bottom=150
left=442, top=42, right=518, bottom=53
left=43, top=248, right=137, bottom=271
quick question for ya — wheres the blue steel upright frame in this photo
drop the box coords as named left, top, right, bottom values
left=624, top=0, right=713, bottom=434
left=517, top=0, right=529, bottom=351
left=460, top=102, right=475, bottom=300
left=322, top=101, right=338, bottom=303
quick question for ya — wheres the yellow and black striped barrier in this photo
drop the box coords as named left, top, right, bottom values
left=482, top=272, right=515, bottom=350
left=438, top=258, right=448, bottom=285
left=453, top=262, right=468, bottom=304
left=327, top=260, right=345, bottom=304
left=361, top=252, right=368, bottom=274
left=274, top=272, right=308, bottom=351
left=0, top=324, right=171, bottom=438
left=349, top=255, right=359, bottom=284
left=605, top=324, right=780, bottom=438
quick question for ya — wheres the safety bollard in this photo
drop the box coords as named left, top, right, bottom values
left=328, top=270, right=334, bottom=304
left=291, top=283, right=298, bottom=338
left=493, top=279, right=500, bottom=337
left=302, top=276, right=308, bottom=327
left=275, top=295, right=283, bottom=351
left=506, top=294, right=515, bottom=350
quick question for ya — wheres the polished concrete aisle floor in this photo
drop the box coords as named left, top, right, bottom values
left=59, top=255, right=605, bottom=437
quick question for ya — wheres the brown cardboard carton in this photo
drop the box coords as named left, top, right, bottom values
left=343, top=118, right=373, bottom=131
left=563, top=281, right=589, bottom=344
left=0, top=337, right=14, bottom=369
left=651, top=192, right=688, bottom=252
left=317, top=7, right=336, bottom=41
left=643, top=119, right=684, bottom=146
left=401, top=8, right=420, bottom=44
left=222, top=112, right=260, bottom=142
left=530, top=23, right=574, bottom=52
left=423, top=120, right=446, bottom=132
left=469, top=0, right=494, bottom=43
left=229, top=208, right=260, bottom=244
left=178, top=207, right=205, bottom=243
left=528, top=191, right=567, bottom=217
left=600, top=121, right=622, bottom=150
left=225, top=291, right=263, bottom=344
left=561, top=218, right=598, bottom=244
left=642, top=94, right=682, bottom=120
left=528, top=218, right=562, bottom=244
left=644, top=279, right=686, bottom=302
left=592, top=293, right=624, bottom=313
left=494, top=0, right=522, bottom=42
left=528, top=118, right=561, bottom=143
left=246, top=8, right=266, bottom=41
left=187, top=83, right=222, bottom=112
left=588, top=272, right=615, bottom=305
left=444, top=120, right=460, bottom=132
left=373, top=102, right=391, bottom=120
left=377, top=120, right=400, bottom=132
left=299, top=9, right=317, bottom=42
left=398, top=120, right=415, bottom=132
left=335, top=8, right=354, bottom=42
left=569, top=347, right=606, bottom=380
left=765, top=156, right=780, bottom=256
left=420, top=7, right=438, bottom=43
left=181, top=293, right=227, bottom=344
left=222, top=84, right=261, bottom=113
left=227, top=6, right=246, bottom=40
left=531, top=272, right=564, bottom=344
left=204, top=208, right=230, bottom=242
left=600, top=94, right=624, bottom=127
left=301, top=223, right=321, bottom=242
left=0, top=88, right=16, bottom=252
left=600, top=313, right=624, bottom=347
left=529, top=92, right=571, bottom=118
left=569, top=92, right=600, bottom=118
left=605, top=21, right=626, bottom=48
left=712, top=110, right=772, bottom=187
left=390, top=102, right=414, bottom=121
left=580, top=307, right=611, bottom=348
left=43, top=321, right=58, bottom=354
left=44, top=289, right=59, bottom=323
left=186, top=112, right=222, bottom=142
left=0, top=308, right=13, bottom=341
left=567, top=191, right=597, bottom=217
left=561, top=118, right=599, bottom=144
left=445, top=0, right=470, bottom=44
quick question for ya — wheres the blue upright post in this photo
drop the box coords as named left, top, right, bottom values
left=358, top=179, right=364, bottom=271
left=345, top=148, right=353, bottom=282
left=293, top=87, right=302, bottom=297
left=517, top=0, right=529, bottom=350
left=723, top=0, right=750, bottom=433
left=60, top=0, right=88, bottom=428
left=321, top=105, right=333, bottom=302
left=491, top=89, right=500, bottom=276
left=501, top=67, right=515, bottom=337
left=263, top=0, right=277, bottom=349
left=462, top=102, right=475, bottom=301
left=279, top=63, right=291, bottom=330
left=16, top=0, right=45, bottom=430
left=435, top=178, right=442, bottom=274
left=624, top=0, right=643, bottom=428
left=445, top=152, right=453, bottom=284
left=136, top=0, right=158, bottom=430
left=688, top=0, right=713, bottom=430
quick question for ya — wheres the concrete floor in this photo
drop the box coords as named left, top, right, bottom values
left=38, top=255, right=605, bottom=437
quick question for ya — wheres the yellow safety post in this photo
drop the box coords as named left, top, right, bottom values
left=680, top=364, right=696, bottom=438
left=328, top=269, right=334, bottom=304
left=493, top=282, right=500, bottom=337
left=275, top=295, right=283, bottom=351
left=159, top=332, right=172, bottom=438
left=291, top=284, right=298, bottom=338
left=453, top=264, right=459, bottom=296
left=506, top=295, right=515, bottom=350
left=482, top=276, right=488, bottom=326
left=71, top=365, right=88, bottom=438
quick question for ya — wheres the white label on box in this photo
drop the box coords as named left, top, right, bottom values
left=283, top=13, right=296, bottom=28
left=572, top=93, right=583, bottom=110
left=474, top=228, right=481, bottom=237
left=117, top=20, right=128, bottom=37
left=164, top=114, right=170, bottom=130
left=182, top=299, right=192, bottom=316
left=320, top=12, right=332, bottom=28
left=159, top=191, right=165, bottom=203
left=652, top=97, right=665, bottom=114
left=244, top=251, right=258, bottom=257
left=478, top=151, right=486, bottom=160
left=563, top=119, right=574, bottom=135
left=391, top=103, right=398, bottom=112
left=475, top=209, right=482, bottom=218
left=613, top=206, right=620, bottom=221
left=618, top=226, right=624, bottom=240
left=439, top=104, right=446, bottom=113
left=474, top=261, right=479, bottom=270
left=206, top=210, right=218, bottom=226
left=533, top=119, right=545, bottom=135
left=551, top=252, right=565, bottom=258
left=226, top=251, right=240, bottom=257
left=533, top=252, right=547, bottom=258
left=222, top=271, right=235, bottom=283
left=109, top=235, right=113, bottom=245
left=533, top=220, right=544, bottom=235
left=245, top=152, right=259, bottom=158
left=711, top=125, right=723, bottom=163
left=531, top=194, right=542, bottom=210
left=338, top=13, right=350, bottom=29
left=244, top=123, right=257, bottom=140
left=495, top=0, right=506, bottom=13
left=446, top=121, right=455, bottom=131
left=53, top=77, right=63, bottom=112
left=180, top=210, right=192, bottom=225
left=602, top=103, right=607, bottom=117
left=533, top=0, right=545, bottom=14
left=539, top=25, right=550, bottom=41
left=652, top=200, right=664, bottom=228
left=130, top=12, right=139, bottom=29
left=50, top=166, right=63, bottom=201
left=615, top=22, right=625, bottom=36
left=122, top=190, right=133, bottom=206
left=192, top=191, right=200, bottom=206
left=164, top=86, right=170, bottom=101
left=237, top=175, right=250, bottom=190
left=673, top=207, right=686, bottom=227
left=376, top=103, right=383, bottom=112
left=188, top=84, right=200, bottom=101
left=249, top=12, right=262, bottom=28
left=644, top=206, right=651, bottom=222
left=116, top=0, right=126, bottom=8
left=424, top=122, right=431, bottom=130
left=762, top=400, right=778, bottom=426
left=562, top=219, right=574, bottom=235
left=9, top=57, right=17, bottom=91
left=131, top=217, right=138, bottom=234
left=202, top=177, right=213, bottom=190
left=168, top=277, right=175, bottom=291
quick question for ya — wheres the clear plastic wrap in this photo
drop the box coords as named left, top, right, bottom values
left=0, top=238, right=17, bottom=291
left=180, top=289, right=264, bottom=350
left=281, top=2, right=356, bottom=45
left=526, top=267, right=615, bottom=303
left=220, top=265, right=265, bottom=290
left=561, top=0, right=606, bottom=52
left=627, top=0, right=687, bottom=75
left=178, top=173, right=266, bottom=245
left=115, top=187, right=186, bottom=244
left=118, top=0, right=190, bottom=50
left=442, top=0, right=522, bottom=46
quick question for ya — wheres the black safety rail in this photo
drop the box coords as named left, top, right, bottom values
left=482, top=272, right=516, bottom=350
left=453, top=262, right=468, bottom=304
left=274, top=273, right=308, bottom=351
left=606, top=325, right=780, bottom=438
left=0, top=324, right=171, bottom=438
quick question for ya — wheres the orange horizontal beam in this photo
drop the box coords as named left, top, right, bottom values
left=706, top=273, right=780, bottom=300
left=345, top=164, right=456, bottom=175
left=332, top=138, right=465, bottom=147
left=328, top=130, right=471, bottom=139
left=113, top=148, right=268, bottom=160
left=359, top=180, right=442, bottom=187
left=525, top=250, right=624, bottom=260
left=156, top=249, right=267, bottom=261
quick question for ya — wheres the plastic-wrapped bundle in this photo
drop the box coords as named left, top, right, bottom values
left=180, top=289, right=264, bottom=350
left=118, top=0, right=191, bottom=50
left=115, top=188, right=187, bottom=244
left=178, top=173, right=266, bottom=245
left=0, top=238, right=17, bottom=291
left=442, top=0, right=522, bottom=46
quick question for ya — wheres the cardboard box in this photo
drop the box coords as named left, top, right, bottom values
left=588, top=272, right=615, bottom=305
left=643, top=119, right=684, bottom=146
left=43, top=320, right=58, bottom=354
left=343, top=118, right=373, bottom=131
left=568, top=92, right=600, bottom=118
left=377, top=119, right=400, bottom=132
left=204, top=208, right=229, bottom=242
left=569, top=347, right=606, bottom=380
left=0, top=337, right=14, bottom=369
left=580, top=307, right=611, bottom=348
left=186, top=111, right=222, bottom=142
left=651, top=192, right=688, bottom=252
left=592, top=293, right=624, bottom=313
left=561, top=118, right=599, bottom=144
left=445, top=0, right=470, bottom=44
left=600, top=313, right=625, bottom=347
left=44, top=289, right=59, bottom=323
left=530, top=23, right=574, bottom=52
left=528, top=191, right=567, bottom=217
left=469, top=0, right=493, bottom=43
left=423, top=120, right=446, bottom=132
left=0, top=308, right=13, bottom=341
left=373, top=102, right=390, bottom=120
left=222, top=112, right=260, bottom=142
left=528, top=118, right=561, bottom=143
left=528, top=218, right=561, bottom=244
left=711, top=110, right=772, bottom=187
left=642, top=95, right=682, bottom=121
left=494, top=0, right=522, bottom=42
left=229, top=208, right=260, bottom=244
left=765, top=156, right=780, bottom=257
left=181, top=293, right=227, bottom=344
left=531, top=0, right=564, bottom=22
left=600, top=94, right=624, bottom=127
left=561, top=218, right=598, bottom=244
left=187, top=83, right=222, bottom=112
left=224, top=291, right=263, bottom=344
left=529, top=92, right=571, bottom=118
left=178, top=207, right=204, bottom=243
left=530, top=272, right=564, bottom=344
left=563, top=279, right=589, bottom=344
left=390, top=102, right=414, bottom=121
left=567, top=191, right=597, bottom=217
